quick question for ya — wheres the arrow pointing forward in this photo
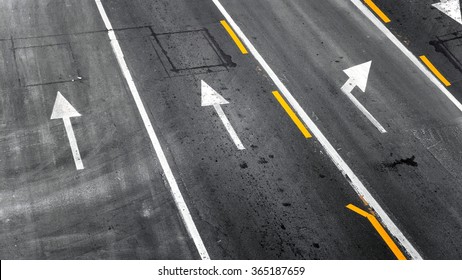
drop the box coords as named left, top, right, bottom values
left=433, top=0, right=462, bottom=25
left=51, top=91, right=84, bottom=170
left=201, top=80, right=245, bottom=150
left=341, top=61, right=387, bottom=133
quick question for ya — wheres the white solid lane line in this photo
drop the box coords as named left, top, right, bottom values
left=211, top=0, right=422, bottom=259
left=94, top=0, right=210, bottom=260
left=351, top=0, right=462, bottom=113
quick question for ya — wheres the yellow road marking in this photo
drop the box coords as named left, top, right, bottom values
left=419, top=55, right=451, bottom=87
left=364, top=0, right=391, bottom=23
left=346, top=204, right=407, bottom=260
left=220, top=20, right=248, bottom=54
left=346, top=204, right=370, bottom=218
left=272, top=91, right=312, bottom=138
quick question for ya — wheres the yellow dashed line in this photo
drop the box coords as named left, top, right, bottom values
left=420, top=55, right=451, bottom=87
left=364, top=0, right=391, bottom=23
left=272, top=91, right=312, bottom=139
left=221, top=20, right=248, bottom=54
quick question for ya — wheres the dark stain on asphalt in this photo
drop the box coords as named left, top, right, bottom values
left=385, top=155, right=418, bottom=168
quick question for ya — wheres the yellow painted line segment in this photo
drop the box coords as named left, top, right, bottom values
left=346, top=204, right=370, bottom=218
left=220, top=20, right=248, bottom=54
left=368, top=217, right=407, bottom=260
left=364, top=0, right=391, bottom=23
left=347, top=204, right=407, bottom=260
left=419, top=55, right=451, bottom=87
left=272, top=91, right=312, bottom=138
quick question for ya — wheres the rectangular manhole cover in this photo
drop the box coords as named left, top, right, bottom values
left=15, top=43, right=79, bottom=87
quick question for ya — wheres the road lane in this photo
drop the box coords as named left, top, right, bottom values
left=102, top=0, right=399, bottom=259
left=217, top=0, right=462, bottom=259
left=211, top=0, right=417, bottom=258
left=95, top=0, right=209, bottom=259
left=0, top=0, right=196, bottom=259
left=2, top=0, right=462, bottom=260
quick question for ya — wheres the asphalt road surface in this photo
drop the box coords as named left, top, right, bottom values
left=1, top=0, right=462, bottom=260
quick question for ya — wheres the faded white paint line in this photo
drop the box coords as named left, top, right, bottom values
left=351, top=0, right=462, bottom=114
left=342, top=61, right=387, bottom=133
left=201, top=80, right=245, bottom=150
left=211, top=0, right=422, bottom=260
left=94, top=0, right=210, bottom=260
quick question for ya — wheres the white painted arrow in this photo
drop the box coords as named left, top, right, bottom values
left=433, top=0, right=462, bottom=25
left=201, top=80, right=245, bottom=150
left=51, top=91, right=84, bottom=170
left=341, top=61, right=387, bottom=133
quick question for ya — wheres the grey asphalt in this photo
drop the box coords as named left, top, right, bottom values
left=374, top=0, right=462, bottom=102
left=0, top=0, right=461, bottom=260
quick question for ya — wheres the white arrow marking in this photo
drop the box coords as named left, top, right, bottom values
left=51, top=91, right=84, bottom=170
left=433, top=0, right=462, bottom=25
left=201, top=80, right=245, bottom=150
left=341, top=61, right=387, bottom=133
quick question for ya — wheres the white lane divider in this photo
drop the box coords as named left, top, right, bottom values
left=351, top=0, right=462, bottom=114
left=211, top=0, right=422, bottom=260
left=201, top=80, right=245, bottom=150
left=341, top=61, right=387, bottom=133
left=94, top=0, right=210, bottom=260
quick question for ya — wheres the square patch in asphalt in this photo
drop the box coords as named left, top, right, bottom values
left=153, top=29, right=232, bottom=75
